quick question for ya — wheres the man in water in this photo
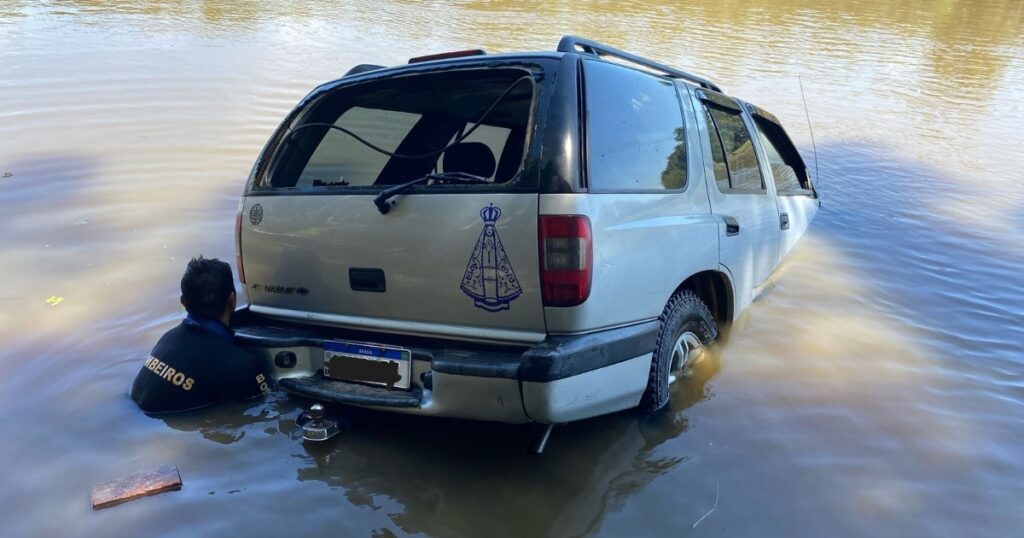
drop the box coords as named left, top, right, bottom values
left=130, top=256, right=269, bottom=414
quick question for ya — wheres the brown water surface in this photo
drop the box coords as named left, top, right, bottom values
left=2, top=1, right=1023, bottom=536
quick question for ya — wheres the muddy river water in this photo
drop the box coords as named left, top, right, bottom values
left=2, top=1, right=1023, bottom=536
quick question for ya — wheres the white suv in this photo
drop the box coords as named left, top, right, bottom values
left=233, top=36, right=819, bottom=431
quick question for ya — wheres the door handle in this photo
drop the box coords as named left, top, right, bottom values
left=780, top=213, right=790, bottom=230
left=349, top=268, right=386, bottom=292
left=723, top=216, right=740, bottom=236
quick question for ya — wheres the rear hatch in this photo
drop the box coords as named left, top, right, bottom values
left=240, top=64, right=552, bottom=343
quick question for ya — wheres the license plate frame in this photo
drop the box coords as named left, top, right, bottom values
left=323, top=341, right=412, bottom=390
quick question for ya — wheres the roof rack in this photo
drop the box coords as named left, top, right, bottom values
left=556, top=35, right=722, bottom=93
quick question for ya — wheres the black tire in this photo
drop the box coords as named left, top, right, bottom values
left=638, top=289, right=718, bottom=413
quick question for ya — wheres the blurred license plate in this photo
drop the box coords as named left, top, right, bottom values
left=323, top=341, right=411, bottom=390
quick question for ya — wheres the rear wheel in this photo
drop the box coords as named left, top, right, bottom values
left=638, top=290, right=717, bottom=413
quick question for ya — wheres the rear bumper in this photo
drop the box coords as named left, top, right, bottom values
left=233, top=310, right=656, bottom=424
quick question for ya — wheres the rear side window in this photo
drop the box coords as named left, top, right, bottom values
left=753, top=117, right=811, bottom=194
left=702, top=103, right=765, bottom=193
left=263, top=68, right=535, bottom=190
left=584, top=60, right=687, bottom=191
left=703, top=107, right=730, bottom=191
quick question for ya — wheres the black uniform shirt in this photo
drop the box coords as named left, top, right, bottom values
left=130, top=316, right=268, bottom=414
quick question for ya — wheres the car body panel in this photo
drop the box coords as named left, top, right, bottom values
left=539, top=192, right=719, bottom=333
left=775, top=192, right=818, bottom=259
left=241, top=193, right=546, bottom=343
left=683, top=85, right=783, bottom=313
left=540, top=62, right=718, bottom=334
left=521, top=353, right=652, bottom=423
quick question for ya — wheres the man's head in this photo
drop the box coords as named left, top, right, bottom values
left=180, top=256, right=236, bottom=323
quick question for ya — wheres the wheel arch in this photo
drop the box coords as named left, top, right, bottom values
left=672, top=270, right=734, bottom=326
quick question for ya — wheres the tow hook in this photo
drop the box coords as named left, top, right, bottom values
left=298, top=403, right=342, bottom=442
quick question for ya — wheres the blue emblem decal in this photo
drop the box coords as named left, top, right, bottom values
left=461, top=204, right=522, bottom=311
left=249, top=204, right=263, bottom=226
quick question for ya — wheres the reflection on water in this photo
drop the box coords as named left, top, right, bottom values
left=1, top=1, right=1022, bottom=536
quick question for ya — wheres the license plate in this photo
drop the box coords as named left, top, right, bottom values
left=323, top=341, right=412, bottom=390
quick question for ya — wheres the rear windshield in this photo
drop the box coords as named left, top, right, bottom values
left=260, top=68, right=536, bottom=190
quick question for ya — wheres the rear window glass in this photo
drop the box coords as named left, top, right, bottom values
left=297, top=107, right=420, bottom=187
left=264, top=69, right=535, bottom=189
left=440, top=124, right=511, bottom=177
left=584, top=60, right=687, bottom=191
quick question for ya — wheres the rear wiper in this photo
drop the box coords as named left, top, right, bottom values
left=373, top=172, right=492, bottom=214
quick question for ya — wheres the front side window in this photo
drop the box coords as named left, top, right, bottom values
left=263, top=68, right=535, bottom=190
left=584, top=60, right=687, bottom=191
left=754, top=117, right=810, bottom=194
left=702, top=103, right=765, bottom=194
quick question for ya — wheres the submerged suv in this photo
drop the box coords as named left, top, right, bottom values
left=233, top=36, right=818, bottom=427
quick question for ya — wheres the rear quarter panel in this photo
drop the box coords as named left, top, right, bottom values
left=544, top=76, right=720, bottom=332
left=543, top=78, right=718, bottom=334
left=541, top=189, right=718, bottom=334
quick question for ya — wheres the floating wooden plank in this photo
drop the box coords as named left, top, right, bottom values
left=91, top=464, right=182, bottom=510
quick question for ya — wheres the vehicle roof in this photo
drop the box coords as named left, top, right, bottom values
left=318, top=51, right=568, bottom=90
left=310, top=38, right=788, bottom=125
left=324, top=35, right=723, bottom=93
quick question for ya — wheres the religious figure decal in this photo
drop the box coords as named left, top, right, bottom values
left=461, top=204, right=522, bottom=311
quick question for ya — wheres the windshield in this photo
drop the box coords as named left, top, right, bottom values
left=261, top=68, right=537, bottom=190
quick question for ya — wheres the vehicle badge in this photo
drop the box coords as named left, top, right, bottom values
left=461, top=204, right=522, bottom=311
left=249, top=204, right=263, bottom=226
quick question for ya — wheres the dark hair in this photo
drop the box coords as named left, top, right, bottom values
left=180, top=256, right=234, bottom=319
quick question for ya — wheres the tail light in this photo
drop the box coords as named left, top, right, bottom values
left=539, top=215, right=592, bottom=307
left=235, top=211, right=245, bottom=284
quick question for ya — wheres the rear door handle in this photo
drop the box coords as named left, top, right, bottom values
left=780, top=212, right=790, bottom=230
left=723, top=216, right=740, bottom=236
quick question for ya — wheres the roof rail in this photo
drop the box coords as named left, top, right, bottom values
left=556, top=35, right=722, bottom=93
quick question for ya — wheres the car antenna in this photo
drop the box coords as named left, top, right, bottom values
left=798, top=75, right=822, bottom=198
